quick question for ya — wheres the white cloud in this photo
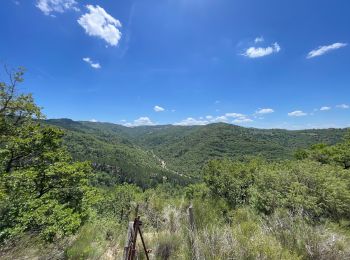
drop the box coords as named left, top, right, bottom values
left=225, top=113, right=253, bottom=124
left=233, top=118, right=253, bottom=124
left=225, top=113, right=246, bottom=118
left=256, top=108, right=274, bottom=114
left=78, top=5, right=122, bottom=46
left=36, top=0, right=79, bottom=15
left=124, top=117, right=155, bottom=127
left=83, top=57, right=101, bottom=69
left=336, top=104, right=349, bottom=109
left=89, top=119, right=98, bottom=122
left=288, top=110, right=307, bottom=117
left=211, top=116, right=228, bottom=123
left=154, top=105, right=165, bottom=112
left=307, top=43, right=347, bottom=59
left=174, top=117, right=209, bottom=126
left=174, top=112, right=253, bottom=126
left=320, top=106, right=331, bottom=111
left=255, top=36, right=264, bottom=43
left=243, top=42, right=281, bottom=58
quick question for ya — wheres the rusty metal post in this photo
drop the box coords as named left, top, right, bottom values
left=123, top=210, right=150, bottom=260
left=138, top=226, right=150, bottom=260
left=128, top=216, right=140, bottom=260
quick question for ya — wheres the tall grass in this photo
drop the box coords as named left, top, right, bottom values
left=5, top=197, right=349, bottom=259
left=65, top=218, right=122, bottom=259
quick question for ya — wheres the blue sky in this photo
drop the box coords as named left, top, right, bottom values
left=1, top=0, right=350, bottom=129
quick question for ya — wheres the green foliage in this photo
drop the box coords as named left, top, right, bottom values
left=184, top=183, right=209, bottom=200
left=295, top=131, right=350, bottom=169
left=0, top=68, right=93, bottom=241
left=204, top=157, right=350, bottom=221
left=251, top=161, right=350, bottom=220
left=204, top=158, right=262, bottom=208
left=96, top=183, right=142, bottom=222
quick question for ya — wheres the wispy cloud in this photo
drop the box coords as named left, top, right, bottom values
left=243, top=42, right=281, bottom=58
left=255, top=108, right=274, bottom=114
left=225, top=113, right=246, bottom=118
left=320, top=106, right=331, bottom=111
left=124, top=117, right=155, bottom=127
left=307, top=43, right=347, bottom=59
left=174, top=112, right=253, bottom=126
left=36, top=0, right=79, bottom=15
left=83, top=57, right=101, bottom=69
left=336, top=104, right=349, bottom=109
left=154, top=105, right=165, bottom=112
left=212, top=116, right=229, bottom=123
left=288, top=110, right=307, bottom=117
left=255, top=36, right=264, bottom=43
left=233, top=118, right=253, bottom=124
left=78, top=5, right=122, bottom=46
left=174, top=117, right=209, bottom=126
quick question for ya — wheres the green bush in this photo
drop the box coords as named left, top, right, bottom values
left=204, top=157, right=350, bottom=221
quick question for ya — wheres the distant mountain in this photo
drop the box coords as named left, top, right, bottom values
left=45, top=119, right=348, bottom=186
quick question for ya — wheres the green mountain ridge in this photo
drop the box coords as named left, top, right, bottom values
left=45, top=119, right=348, bottom=186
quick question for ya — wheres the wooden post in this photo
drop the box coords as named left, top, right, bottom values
left=123, top=204, right=140, bottom=259
left=188, top=205, right=195, bottom=232
left=188, top=204, right=199, bottom=260
left=129, top=217, right=140, bottom=260
left=123, top=222, right=134, bottom=260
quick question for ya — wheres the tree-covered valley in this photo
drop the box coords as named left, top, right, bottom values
left=45, top=118, right=347, bottom=187
left=1, top=68, right=350, bottom=259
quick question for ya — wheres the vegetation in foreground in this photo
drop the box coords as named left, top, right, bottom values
left=1, top=68, right=350, bottom=259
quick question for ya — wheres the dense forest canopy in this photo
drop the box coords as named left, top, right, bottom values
left=45, top=118, right=347, bottom=184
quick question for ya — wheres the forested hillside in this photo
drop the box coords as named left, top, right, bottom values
left=46, top=119, right=347, bottom=178
left=45, top=119, right=191, bottom=188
